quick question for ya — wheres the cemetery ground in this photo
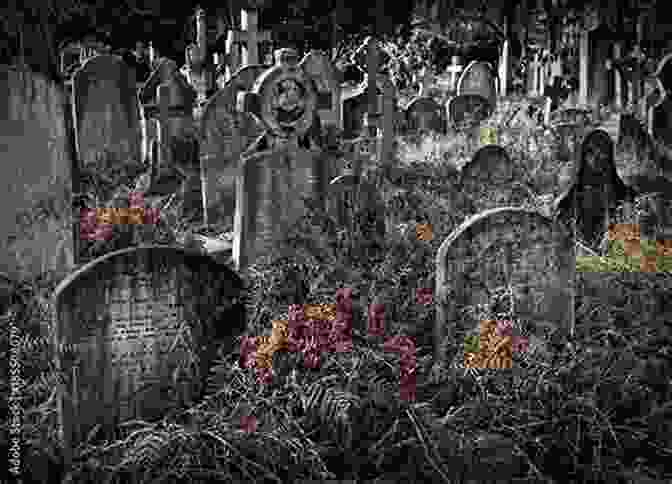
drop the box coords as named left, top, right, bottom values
left=2, top=102, right=672, bottom=484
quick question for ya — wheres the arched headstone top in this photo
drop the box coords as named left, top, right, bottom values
left=53, top=245, right=243, bottom=304
left=436, top=206, right=574, bottom=266
left=434, top=206, right=575, bottom=362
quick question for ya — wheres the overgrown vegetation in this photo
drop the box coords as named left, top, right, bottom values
left=2, top=96, right=671, bottom=483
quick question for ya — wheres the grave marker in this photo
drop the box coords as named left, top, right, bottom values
left=0, top=68, right=75, bottom=280
left=228, top=8, right=271, bottom=67
left=435, top=207, right=575, bottom=363
left=445, top=56, right=464, bottom=92
left=300, top=50, right=342, bottom=133
left=72, top=54, right=142, bottom=170
left=554, top=129, right=637, bottom=251
left=459, top=145, right=535, bottom=214
left=404, top=97, right=445, bottom=135
left=651, top=53, right=672, bottom=150
left=457, top=61, right=497, bottom=110
left=200, top=65, right=268, bottom=228
left=54, top=245, right=246, bottom=467
left=233, top=48, right=332, bottom=270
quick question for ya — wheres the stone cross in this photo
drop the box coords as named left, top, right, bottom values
left=611, top=42, right=623, bottom=110
left=445, top=56, right=464, bottom=91
left=229, top=8, right=271, bottom=67
left=417, top=67, right=434, bottom=97
left=528, top=53, right=542, bottom=97
left=157, top=83, right=171, bottom=167
left=579, top=29, right=589, bottom=106
left=499, top=40, right=509, bottom=96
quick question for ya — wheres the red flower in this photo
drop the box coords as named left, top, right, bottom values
left=512, top=336, right=529, bottom=353
left=303, top=348, right=320, bottom=369
left=143, top=208, right=160, bottom=225
left=128, top=191, right=144, bottom=209
left=495, top=320, right=513, bottom=337
left=383, top=335, right=416, bottom=356
left=91, top=224, right=113, bottom=241
left=332, top=338, right=353, bottom=353
left=239, top=415, right=257, bottom=433
left=415, top=287, right=433, bottom=306
left=79, top=209, right=98, bottom=238
left=239, top=336, right=258, bottom=369
left=255, top=367, right=274, bottom=385
left=367, top=303, right=385, bottom=337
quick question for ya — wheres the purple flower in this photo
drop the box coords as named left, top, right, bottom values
left=367, top=303, right=385, bottom=337
left=143, top=208, right=160, bottom=225
left=415, top=287, right=433, bottom=306
left=512, top=336, right=529, bottom=353
left=255, top=367, right=274, bottom=385
left=239, top=415, right=257, bottom=433
left=384, top=335, right=416, bottom=356
left=129, top=191, right=145, bottom=209
left=302, top=347, right=320, bottom=369
left=495, top=320, right=513, bottom=338
left=91, top=224, right=113, bottom=241
left=239, top=336, right=258, bottom=369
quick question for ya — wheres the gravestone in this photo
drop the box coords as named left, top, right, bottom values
left=435, top=207, right=575, bottom=363
left=53, top=245, right=246, bottom=467
left=651, top=54, right=672, bottom=151
left=72, top=54, right=142, bottom=170
left=551, top=122, right=583, bottom=163
left=200, top=65, right=268, bottom=228
left=139, top=60, right=200, bottom=219
left=448, top=61, right=497, bottom=128
left=0, top=68, right=75, bottom=280
left=341, top=74, right=396, bottom=140
left=457, top=61, right=497, bottom=109
left=459, top=145, right=534, bottom=214
left=587, top=23, right=617, bottom=108
left=234, top=48, right=332, bottom=270
left=554, top=129, right=637, bottom=251
left=404, top=97, right=445, bottom=135
left=139, top=59, right=195, bottom=165
left=300, top=50, right=342, bottom=135
left=447, top=95, right=494, bottom=128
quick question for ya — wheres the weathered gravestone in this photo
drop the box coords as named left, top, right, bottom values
left=72, top=54, right=143, bottom=170
left=651, top=54, right=672, bottom=153
left=341, top=74, right=397, bottom=140
left=459, top=145, right=535, bottom=214
left=200, top=64, right=267, bottom=228
left=554, top=129, right=637, bottom=251
left=53, top=245, right=246, bottom=466
left=139, top=59, right=200, bottom=219
left=448, top=60, right=497, bottom=128
left=300, top=50, right=342, bottom=135
left=404, top=96, right=445, bottom=135
left=234, top=48, right=333, bottom=270
left=0, top=67, right=75, bottom=280
left=435, top=207, right=575, bottom=363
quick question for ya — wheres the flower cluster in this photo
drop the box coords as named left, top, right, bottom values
left=239, top=288, right=355, bottom=385
left=383, top=335, right=416, bottom=402
left=463, top=319, right=529, bottom=369
left=79, top=192, right=159, bottom=241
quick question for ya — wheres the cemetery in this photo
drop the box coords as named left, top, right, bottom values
left=1, top=0, right=671, bottom=483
